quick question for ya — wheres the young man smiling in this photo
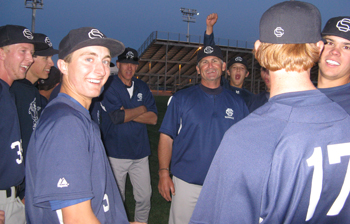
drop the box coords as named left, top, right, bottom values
left=25, top=27, right=130, bottom=224
left=317, top=16, right=350, bottom=113
left=10, top=33, right=58, bottom=162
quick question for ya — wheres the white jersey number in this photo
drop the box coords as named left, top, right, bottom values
left=306, top=143, right=350, bottom=221
left=11, top=140, right=23, bottom=164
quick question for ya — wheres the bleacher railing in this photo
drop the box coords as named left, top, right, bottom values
left=138, top=31, right=254, bottom=55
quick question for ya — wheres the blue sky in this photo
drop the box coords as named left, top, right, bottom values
left=1, top=0, right=348, bottom=63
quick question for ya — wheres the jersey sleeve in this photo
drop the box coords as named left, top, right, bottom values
left=158, top=95, right=180, bottom=139
left=101, top=80, right=123, bottom=113
left=203, top=31, right=215, bottom=46
left=32, top=114, right=94, bottom=208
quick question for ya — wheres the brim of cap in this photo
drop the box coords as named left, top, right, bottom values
left=227, top=62, right=248, bottom=70
left=118, top=59, right=139, bottom=65
left=35, top=47, right=59, bottom=56
left=0, top=41, right=49, bottom=51
left=59, top=38, right=125, bottom=59
left=321, top=32, right=350, bottom=42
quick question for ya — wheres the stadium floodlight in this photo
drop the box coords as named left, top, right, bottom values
left=180, top=8, right=199, bottom=42
left=25, top=0, right=44, bottom=32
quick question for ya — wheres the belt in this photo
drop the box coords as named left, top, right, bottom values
left=3, top=186, right=19, bottom=198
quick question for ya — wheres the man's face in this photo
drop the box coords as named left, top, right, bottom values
left=117, top=62, right=138, bottom=85
left=60, top=46, right=111, bottom=101
left=196, top=56, right=225, bottom=85
left=318, top=35, right=350, bottom=83
left=28, top=55, right=54, bottom=81
left=1, top=43, right=34, bottom=82
left=260, top=68, right=271, bottom=91
left=227, top=63, right=249, bottom=88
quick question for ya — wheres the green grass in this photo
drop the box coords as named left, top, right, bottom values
left=124, top=96, right=171, bottom=224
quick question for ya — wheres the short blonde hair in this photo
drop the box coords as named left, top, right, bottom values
left=254, top=43, right=320, bottom=72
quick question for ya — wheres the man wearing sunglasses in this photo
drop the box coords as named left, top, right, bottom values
left=100, top=47, right=157, bottom=224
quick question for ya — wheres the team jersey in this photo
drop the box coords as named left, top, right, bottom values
left=319, top=82, right=350, bottom=114
left=190, top=90, right=350, bottom=224
left=10, top=79, right=45, bottom=160
left=25, top=93, right=129, bottom=224
left=0, top=79, right=24, bottom=190
left=247, top=90, right=270, bottom=112
left=159, top=84, right=249, bottom=185
left=100, top=75, right=157, bottom=159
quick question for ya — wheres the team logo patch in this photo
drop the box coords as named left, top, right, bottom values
left=336, top=18, right=350, bottom=32
left=23, top=29, right=34, bottom=40
left=235, top=56, right=243, bottom=62
left=137, top=93, right=143, bottom=101
left=29, top=97, right=41, bottom=130
left=204, top=46, right=214, bottom=54
left=225, top=108, right=234, bottom=120
left=57, top=178, right=69, bottom=188
left=88, top=29, right=105, bottom=39
left=126, top=51, right=134, bottom=59
left=274, top=27, right=284, bottom=37
left=45, top=37, right=53, bottom=47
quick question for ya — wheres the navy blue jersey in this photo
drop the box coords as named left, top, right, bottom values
left=100, top=75, right=157, bottom=159
left=247, top=90, right=270, bottom=112
left=319, top=82, right=350, bottom=114
left=159, top=84, right=249, bottom=185
left=0, top=79, right=24, bottom=190
left=10, top=79, right=45, bottom=160
left=190, top=90, right=350, bottom=224
left=25, top=93, right=129, bottom=224
left=48, top=83, right=61, bottom=102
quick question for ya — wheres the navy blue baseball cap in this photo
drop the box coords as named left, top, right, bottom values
left=322, top=17, right=350, bottom=41
left=227, top=56, right=248, bottom=70
left=197, top=45, right=223, bottom=63
left=33, top=33, right=59, bottom=56
left=259, top=1, right=322, bottom=44
left=0, top=25, right=48, bottom=50
left=59, top=27, right=125, bottom=59
left=118, top=47, right=139, bottom=65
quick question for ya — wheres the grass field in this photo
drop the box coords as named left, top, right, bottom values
left=124, top=96, right=171, bottom=224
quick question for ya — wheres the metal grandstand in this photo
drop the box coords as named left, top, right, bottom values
left=136, top=31, right=319, bottom=95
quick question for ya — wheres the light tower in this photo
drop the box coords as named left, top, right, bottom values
left=180, top=8, right=199, bottom=42
left=25, top=0, right=44, bottom=32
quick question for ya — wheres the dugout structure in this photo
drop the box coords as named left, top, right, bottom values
left=136, top=31, right=319, bottom=95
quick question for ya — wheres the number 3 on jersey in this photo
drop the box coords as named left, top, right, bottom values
left=11, top=140, right=23, bottom=164
left=306, top=143, right=350, bottom=221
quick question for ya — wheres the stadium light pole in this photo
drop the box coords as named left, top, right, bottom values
left=25, top=0, right=44, bottom=32
left=180, top=8, right=199, bottom=42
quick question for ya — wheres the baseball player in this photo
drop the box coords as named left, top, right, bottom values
left=190, top=1, right=350, bottom=223
left=37, top=66, right=61, bottom=106
left=204, top=13, right=254, bottom=105
left=158, top=45, right=249, bottom=224
left=0, top=25, right=46, bottom=224
left=25, top=27, right=129, bottom=223
left=10, top=33, right=58, bottom=162
left=317, top=16, right=350, bottom=113
left=99, top=47, right=157, bottom=224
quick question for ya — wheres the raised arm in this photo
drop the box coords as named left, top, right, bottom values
left=206, top=13, right=218, bottom=35
left=204, top=13, right=218, bottom=46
